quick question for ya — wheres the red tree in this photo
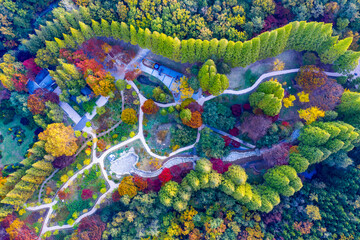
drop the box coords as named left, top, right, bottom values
left=231, top=104, right=242, bottom=116
left=76, top=59, right=103, bottom=78
left=81, top=189, right=93, bottom=200
left=222, top=136, right=231, bottom=147
left=229, top=127, right=240, bottom=136
left=231, top=140, right=241, bottom=148
left=147, top=178, right=162, bottom=192
left=112, top=190, right=121, bottom=202
left=185, top=102, right=204, bottom=113
left=158, top=168, right=172, bottom=183
left=78, top=215, right=106, bottom=240
left=133, top=175, right=148, bottom=191
left=11, top=74, right=28, bottom=92
left=23, top=58, right=41, bottom=75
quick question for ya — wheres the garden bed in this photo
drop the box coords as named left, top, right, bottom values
left=41, top=145, right=92, bottom=204
left=49, top=164, right=108, bottom=227
left=143, top=108, right=182, bottom=156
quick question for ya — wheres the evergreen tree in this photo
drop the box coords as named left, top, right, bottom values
left=272, top=27, right=285, bottom=57
left=79, top=5, right=92, bottom=24
left=65, top=12, right=79, bottom=29
left=266, top=30, right=278, bottom=59
left=57, top=15, right=71, bottom=31
left=200, top=40, right=210, bottom=62
left=70, top=27, right=85, bottom=45
left=250, top=37, right=260, bottom=63
left=120, top=22, right=130, bottom=42
left=46, top=21, right=60, bottom=39
left=54, top=37, right=66, bottom=49
left=320, top=37, right=353, bottom=64
left=239, top=41, right=252, bottom=67
left=259, top=31, right=270, bottom=60
left=217, top=39, right=228, bottom=60
left=45, top=41, right=59, bottom=54
left=79, top=21, right=94, bottom=40
left=334, top=50, right=360, bottom=74
left=63, top=33, right=76, bottom=49
left=151, top=31, right=161, bottom=54
left=223, top=40, right=235, bottom=63
left=209, top=39, right=219, bottom=59
left=194, top=39, right=203, bottom=62
left=91, top=20, right=102, bottom=36
left=101, top=19, right=111, bottom=37
left=137, top=27, right=146, bottom=48
left=144, top=28, right=152, bottom=49
left=231, top=41, right=243, bottom=67
left=187, top=38, right=196, bottom=63
left=181, top=40, right=189, bottom=63
left=130, top=25, right=138, bottom=45
left=111, top=21, right=121, bottom=39
left=172, top=37, right=181, bottom=62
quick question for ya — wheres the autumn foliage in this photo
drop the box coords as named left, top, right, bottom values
left=141, top=99, right=159, bottom=114
left=86, top=69, right=116, bottom=97
left=81, top=189, right=93, bottom=200
left=11, top=73, right=28, bottom=92
left=182, top=111, right=203, bottom=129
left=78, top=215, right=106, bottom=240
left=27, top=89, right=59, bottom=115
left=159, top=168, right=173, bottom=183
left=295, top=65, right=327, bottom=92
left=133, top=175, right=148, bottom=191
left=121, top=108, right=138, bottom=125
left=118, top=176, right=138, bottom=198
left=39, top=123, right=78, bottom=157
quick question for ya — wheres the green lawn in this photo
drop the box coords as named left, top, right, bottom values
left=0, top=117, right=35, bottom=166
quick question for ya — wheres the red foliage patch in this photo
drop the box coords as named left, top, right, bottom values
left=158, top=168, right=173, bottom=183
left=210, top=158, right=225, bottom=173
left=78, top=215, right=106, bottom=240
left=147, top=178, right=162, bottom=192
left=23, top=58, right=41, bottom=75
left=231, top=104, right=242, bottom=116
left=229, top=127, right=240, bottom=136
left=282, top=121, right=290, bottom=127
left=185, top=102, right=204, bottom=113
left=81, top=189, right=93, bottom=200
left=169, top=165, right=182, bottom=177
left=243, top=103, right=251, bottom=111
left=222, top=136, right=232, bottom=147
left=112, top=190, right=121, bottom=202
left=231, top=140, right=241, bottom=148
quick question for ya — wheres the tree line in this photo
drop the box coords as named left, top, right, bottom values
left=24, top=12, right=360, bottom=72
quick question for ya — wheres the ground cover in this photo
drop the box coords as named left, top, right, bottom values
left=134, top=74, right=174, bottom=103
left=91, top=90, right=123, bottom=134
left=0, top=116, right=35, bottom=166
left=143, top=107, right=181, bottom=156
left=40, top=146, right=91, bottom=204
left=49, top=164, right=107, bottom=227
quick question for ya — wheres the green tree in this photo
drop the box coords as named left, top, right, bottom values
left=320, top=37, right=352, bottom=64
left=225, top=165, right=247, bottom=185
left=79, top=21, right=94, bottom=40
left=101, top=19, right=111, bottom=37
left=35, top=49, right=57, bottom=68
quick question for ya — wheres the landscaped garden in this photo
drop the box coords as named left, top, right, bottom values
left=1, top=2, right=360, bottom=239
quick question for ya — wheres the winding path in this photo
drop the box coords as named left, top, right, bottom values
left=26, top=56, right=345, bottom=238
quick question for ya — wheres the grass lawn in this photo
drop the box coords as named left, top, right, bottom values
left=0, top=117, right=35, bottom=166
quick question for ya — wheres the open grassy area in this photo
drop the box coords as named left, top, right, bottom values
left=0, top=117, right=35, bottom=166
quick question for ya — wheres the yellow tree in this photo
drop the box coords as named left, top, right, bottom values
left=179, top=76, right=194, bottom=99
left=283, top=95, right=296, bottom=108
left=298, top=91, right=310, bottom=103
left=118, top=176, right=138, bottom=198
left=39, top=123, right=78, bottom=157
left=298, top=107, right=325, bottom=125
left=273, top=59, right=285, bottom=71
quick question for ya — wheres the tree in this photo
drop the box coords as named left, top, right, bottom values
left=197, top=60, right=229, bottom=96
left=197, top=128, right=228, bottom=159
left=299, top=125, right=330, bottom=146
left=295, top=65, right=327, bottom=92
left=249, top=79, right=284, bottom=116
left=141, top=99, right=159, bottom=114
left=283, top=95, right=296, bottom=108
left=337, top=91, right=360, bottom=127
left=121, top=108, right=138, bottom=125
left=333, top=50, right=360, bottom=74
left=159, top=168, right=173, bottom=183
left=86, top=70, right=116, bottom=97
left=118, top=176, right=138, bottom=198
left=240, top=114, right=272, bottom=142
left=320, top=37, right=352, bottom=64
left=298, top=107, right=325, bottom=125
left=225, top=165, right=247, bottom=185
left=203, top=102, right=235, bottom=131
left=38, top=123, right=78, bottom=157
left=52, top=155, right=76, bottom=169
left=183, top=111, right=203, bottom=129
left=195, top=158, right=213, bottom=174
left=34, top=48, right=57, bottom=69
left=263, top=144, right=290, bottom=168
left=289, top=153, right=310, bottom=173
left=78, top=215, right=106, bottom=240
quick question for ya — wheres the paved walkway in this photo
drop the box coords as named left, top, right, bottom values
left=27, top=62, right=347, bottom=239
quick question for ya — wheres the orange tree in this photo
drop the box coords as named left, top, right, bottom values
left=86, top=69, right=116, bottom=97
left=121, top=108, right=138, bottom=125
left=141, top=99, right=159, bottom=114
left=38, top=123, right=78, bottom=157
left=183, top=111, right=203, bottom=129
left=118, top=176, right=138, bottom=198
left=295, top=65, right=327, bottom=92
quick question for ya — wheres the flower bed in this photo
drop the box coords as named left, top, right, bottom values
left=49, top=164, right=108, bottom=227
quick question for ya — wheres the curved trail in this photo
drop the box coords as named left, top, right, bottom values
left=26, top=60, right=344, bottom=238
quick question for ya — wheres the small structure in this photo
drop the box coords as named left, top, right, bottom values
left=27, top=69, right=57, bottom=94
left=108, top=147, right=139, bottom=178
